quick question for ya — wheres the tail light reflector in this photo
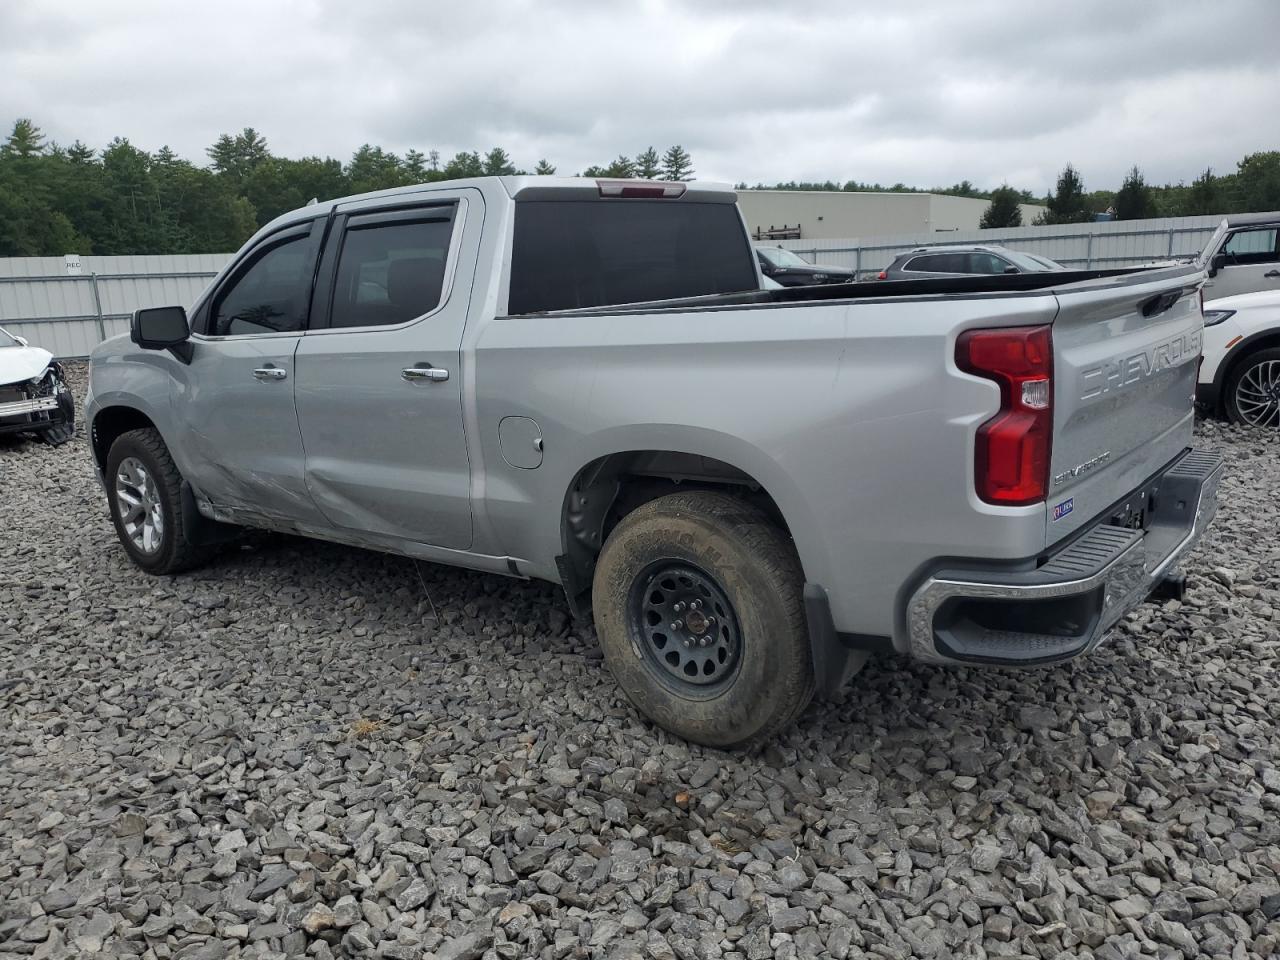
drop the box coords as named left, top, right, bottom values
left=956, top=325, right=1053, bottom=506
left=876, top=270, right=888, bottom=280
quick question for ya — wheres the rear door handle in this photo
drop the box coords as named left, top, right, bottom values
left=1265, top=270, right=1280, bottom=278
left=252, top=366, right=287, bottom=381
left=402, top=366, right=449, bottom=383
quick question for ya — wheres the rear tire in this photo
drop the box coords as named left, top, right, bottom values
left=592, top=491, right=814, bottom=749
left=1224, top=347, right=1280, bottom=428
left=105, top=428, right=212, bottom=574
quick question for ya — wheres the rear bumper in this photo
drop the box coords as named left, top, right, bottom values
left=905, top=448, right=1224, bottom=666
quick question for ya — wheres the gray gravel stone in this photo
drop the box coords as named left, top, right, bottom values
left=1, top=371, right=1277, bottom=960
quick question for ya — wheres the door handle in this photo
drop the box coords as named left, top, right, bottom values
left=402, top=366, right=449, bottom=383
left=1265, top=270, right=1280, bottom=278
left=252, top=366, right=287, bottom=381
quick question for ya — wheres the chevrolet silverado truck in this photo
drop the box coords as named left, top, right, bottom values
left=86, top=178, right=1225, bottom=748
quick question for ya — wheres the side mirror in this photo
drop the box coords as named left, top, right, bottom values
left=131, top=306, right=192, bottom=362
left=1003, top=265, right=1019, bottom=274
left=14, top=335, right=28, bottom=347
left=1208, top=253, right=1227, bottom=277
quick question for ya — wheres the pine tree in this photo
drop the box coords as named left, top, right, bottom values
left=661, top=145, right=694, bottom=181
left=979, top=186, right=1023, bottom=229
left=634, top=146, right=661, bottom=179
left=66, top=140, right=95, bottom=164
left=603, top=155, right=634, bottom=178
left=1113, top=166, right=1152, bottom=220
left=404, top=149, right=427, bottom=181
left=4, top=118, right=46, bottom=157
left=534, top=159, right=556, bottom=175
left=443, top=151, right=484, bottom=179
left=482, top=147, right=516, bottom=176
left=206, top=128, right=270, bottom=179
left=1036, top=164, right=1091, bottom=224
left=1185, top=167, right=1219, bottom=215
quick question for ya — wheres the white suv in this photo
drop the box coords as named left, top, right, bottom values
left=1198, top=290, right=1280, bottom=427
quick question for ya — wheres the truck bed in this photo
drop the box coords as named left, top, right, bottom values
left=512, top=264, right=1203, bottom=317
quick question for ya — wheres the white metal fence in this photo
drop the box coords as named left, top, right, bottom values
left=0, top=209, right=1269, bottom=359
left=771, top=212, right=1260, bottom=279
left=0, top=254, right=231, bottom=359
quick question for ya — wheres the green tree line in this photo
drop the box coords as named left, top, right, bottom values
left=745, top=153, right=1280, bottom=229
left=0, top=119, right=697, bottom=256
left=4, top=116, right=1279, bottom=253
left=997, top=155, right=1280, bottom=227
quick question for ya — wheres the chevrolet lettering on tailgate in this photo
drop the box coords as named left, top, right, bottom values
left=1080, top=330, right=1201, bottom=400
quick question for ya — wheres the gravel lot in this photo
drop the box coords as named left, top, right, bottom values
left=2, top=363, right=1278, bottom=960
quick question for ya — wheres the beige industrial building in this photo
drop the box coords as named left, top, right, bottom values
left=736, top=189, right=1048, bottom=241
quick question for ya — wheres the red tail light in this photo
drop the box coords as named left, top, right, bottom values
left=956, top=325, right=1053, bottom=506
left=876, top=270, right=888, bottom=280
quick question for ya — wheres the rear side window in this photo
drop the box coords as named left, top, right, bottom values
left=508, top=200, right=758, bottom=314
left=330, top=216, right=455, bottom=329
left=904, top=253, right=965, bottom=273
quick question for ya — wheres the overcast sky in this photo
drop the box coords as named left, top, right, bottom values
left=3, top=0, right=1278, bottom=193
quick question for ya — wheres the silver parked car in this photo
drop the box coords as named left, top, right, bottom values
left=878, top=244, right=1067, bottom=280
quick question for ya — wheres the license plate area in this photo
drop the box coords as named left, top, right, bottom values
left=1106, top=480, right=1162, bottom=532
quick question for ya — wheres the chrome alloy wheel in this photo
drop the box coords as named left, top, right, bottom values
left=114, top=456, right=165, bottom=554
left=1234, top=359, right=1280, bottom=427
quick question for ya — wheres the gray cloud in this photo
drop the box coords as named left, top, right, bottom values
left=1, top=0, right=1277, bottom=194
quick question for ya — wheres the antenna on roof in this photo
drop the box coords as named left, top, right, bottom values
left=306, top=197, right=318, bottom=206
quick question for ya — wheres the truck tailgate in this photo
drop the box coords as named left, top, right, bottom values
left=1047, top=268, right=1204, bottom=546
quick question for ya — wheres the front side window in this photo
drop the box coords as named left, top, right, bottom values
left=210, top=236, right=312, bottom=336
left=330, top=217, right=455, bottom=328
left=968, top=252, right=1011, bottom=274
left=1223, top=229, right=1279, bottom=264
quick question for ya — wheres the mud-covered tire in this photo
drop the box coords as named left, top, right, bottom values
left=592, top=490, right=814, bottom=749
left=105, top=428, right=212, bottom=574
left=1224, top=347, right=1280, bottom=428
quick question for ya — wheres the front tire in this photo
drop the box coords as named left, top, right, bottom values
left=105, top=428, right=211, bottom=574
left=1225, top=347, right=1280, bottom=428
left=592, top=491, right=814, bottom=749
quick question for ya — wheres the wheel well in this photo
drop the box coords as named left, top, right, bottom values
left=91, top=406, right=157, bottom=472
left=1223, top=331, right=1280, bottom=396
left=558, top=450, right=792, bottom=617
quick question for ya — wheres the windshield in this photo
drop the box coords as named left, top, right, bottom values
left=757, top=246, right=810, bottom=267
left=0, top=327, right=21, bottom=348
left=1005, top=250, right=1064, bottom=272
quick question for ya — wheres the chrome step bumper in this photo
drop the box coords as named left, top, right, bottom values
left=905, top=449, right=1224, bottom=666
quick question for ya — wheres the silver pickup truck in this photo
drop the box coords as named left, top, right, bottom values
left=87, top=177, right=1224, bottom=748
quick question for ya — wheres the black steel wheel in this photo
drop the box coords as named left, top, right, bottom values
left=592, top=490, right=815, bottom=749
left=629, top=561, right=742, bottom=694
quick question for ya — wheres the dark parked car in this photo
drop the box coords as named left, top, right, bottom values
left=878, top=244, right=1067, bottom=280
left=755, top=246, right=856, bottom=286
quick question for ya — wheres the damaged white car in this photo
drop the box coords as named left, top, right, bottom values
left=0, top=327, right=75, bottom=444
